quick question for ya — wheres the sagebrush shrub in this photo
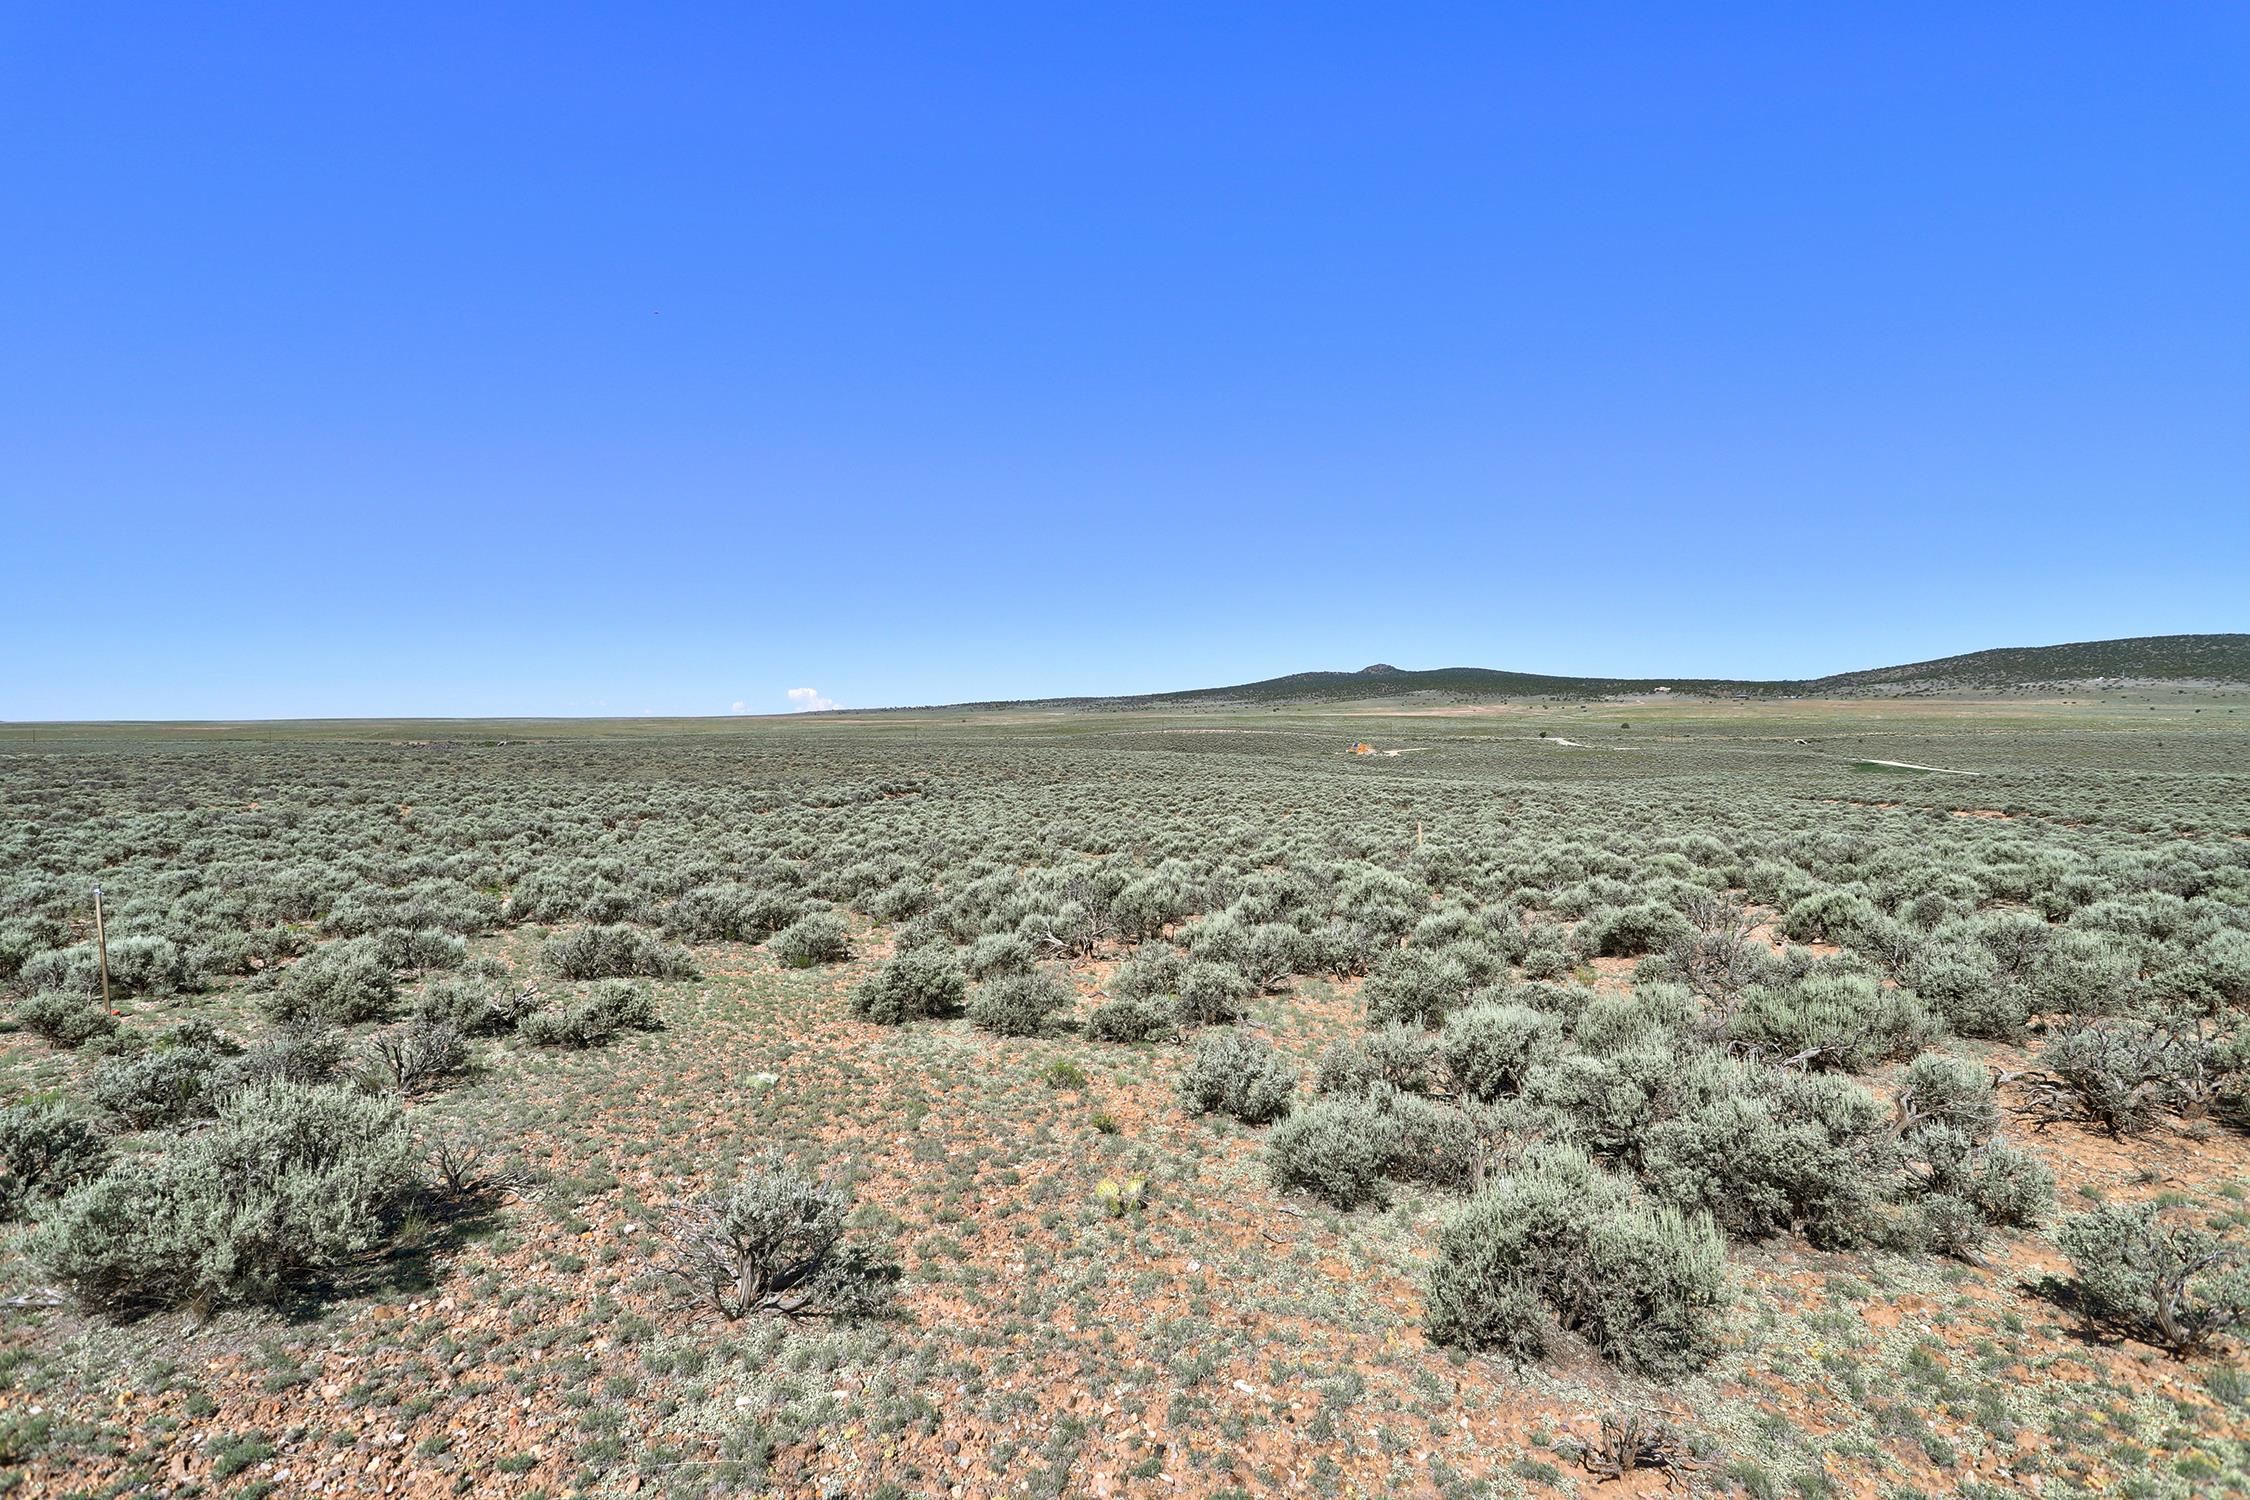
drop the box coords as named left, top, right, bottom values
left=1521, top=1042, right=1670, bottom=1157
left=1241, top=923, right=1314, bottom=993
left=2032, top=928, right=2141, bottom=1017
left=851, top=950, right=968, bottom=1025
left=1110, top=944, right=1187, bottom=1003
left=1555, top=988, right=1668, bottom=1053
left=1913, top=1132, right=2054, bottom=1248
left=1173, top=960, right=1252, bottom=1028
left=666, top=1151, right=900, bottom=1321
left=863, top=879, right=935, bottom=923
left=663, top=883, right=803, bottom=943
left=89, top=1045, right=227, bottom=1129
left=542, top=924, right=695, bottom=981
left=2199, top=930, right=2250, bottom=1007
left=1363, top=1085, right=1500, bottom=1190
left=0, top=1101, right=108, bottom=1221
left=1906, top=941, right=2024, bottom=1039
left=413, top=973, right=542, bottom=1036
left=1110, top=875, right=1188, bottom=942
left=1035, top=898, right=1115, bottom=960
left=968, top=968, right=1074, bottom=1037
left=226, top=1020, right=348, bottom=1088
left=1641, top=1072, right=1895, bottom=1249
left=769, top=912, right=853, bottom=968
left=1178, top=1029, right=1297, bottom=1124
left=371, top=926, right=468, bottom=974
left=1895, top=1053, right=2001, bottom=1141
left=1183, top=911, right=1249, bottom=965
left=1362, top=947, right=1476, bottom=1029
left=2034, top=1021, right=2202, bottom=1136
left=1440, top=1003, right=1558, bottom=1101
left=1518, top=937, right=1575, bottom=983
left=517, top=979, right=659, bottom=1048
left=2058, top=1204, right=2250, bottom=1354
left=1661, top=897, right=1773, bottom=1006
left=1726, top=972, right=1937, bottom=1072
left=1962, top=1138, right=2054, bottom=1227
left=1580, top=902, right=1695, bottom=959
left=1084, top=997, right=1177, bottom=1044
left=268, top=937, right=397, bottom=1025
left=961, top=932, right=1034, bottom=980
left=1315, top=1024, right=1444, bottom=1099
left=1268, top=1096, right=1386, bottom=1208
left=365, top=1017, right=469, bottom=1095
left=1425, top=1146, right=1726, bottom=1377
left=1311, top=920, right=1381, bottom=980
left=1846, top=910, right=1931, bottom=981
left=13, top=992, right=118, bottom=1050
left=17, top=936, right=198, bottom=998
left=32, top=1082, right=419, bottom=1311
left=1781, top=890, right=1878, bottom=945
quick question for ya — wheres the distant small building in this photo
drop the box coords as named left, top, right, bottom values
left=1349, top=742, right=1376, bottom=755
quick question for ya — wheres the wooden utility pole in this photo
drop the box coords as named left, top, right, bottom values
left=92, top=883, right=113, bottom=1014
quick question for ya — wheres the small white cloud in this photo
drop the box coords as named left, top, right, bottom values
left=786, top=687, right=840, bottom=712
left=730, top=701, right=749, bottom=714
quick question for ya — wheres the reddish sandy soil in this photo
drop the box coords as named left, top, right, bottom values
left=5, top=926, right=2248, bottom=1499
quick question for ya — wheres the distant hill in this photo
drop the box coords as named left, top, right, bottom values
left=1810, top=635, right=2250, bottom=692
left=904, top=635, right=2249, bottom=711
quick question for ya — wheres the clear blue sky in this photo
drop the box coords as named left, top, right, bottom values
left=4, top=4, right=2245, bottom=718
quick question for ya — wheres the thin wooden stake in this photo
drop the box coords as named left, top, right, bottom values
left=92, top=883, right=113, bottom=1014
left=1416, top=820, right=1423, bottom=849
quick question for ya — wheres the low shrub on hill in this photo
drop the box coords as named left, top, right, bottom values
left=851, top=950, right=968, bottom=1025
left=1268, top=1097, right=1387, bottom=1208
left=1173, top=961, right=1252, bottom=1028
left=413, top=972, right=544, bottom=1036
left=228, top=1020, right=349, bottom=1088
left=1425, top=1147, right=1727, bottom=1377
left=1362, top=948, right=1479, bottom=1029
left=1725, top=971, right=1938, bottom=1072
left=0, top=1101, right=108, bottom=1221
left=365, top=1017, right=470, bottom=1096
left=1110, top=945, right=1187, bottom=1003
left=666, top=1151, right=900, bottom=1321
left=14, top=992, right=117, bottom=1050
left=543, top=924, right=695, bottom=981
left=1440, top=1003, right=1559, bottom=1101
left=662, top=882, right=804, bottom=943
left=2032, top=1020, right=2205, bottom=1136
left=518, top=980, right=659, bottom=1048
left=1178, top=1029, right=1297, bottom=1124
left=32, top=1082, right=420, bottom=1312
left=267, top=937, right=397, bottom=1025
left=90, top=1043, right=230, bottom=1130
left=1084, top=997, right=1178, bottom=1043
left=1316, top=1024, right=1444, bottom=1100
left=968, top=968, right=1074, bottom=1037
left=2058, top=1204, right=2250, bottom=1355
left=962, top=932, right=1034, bottom=980
left=17, top=937, right=201, bottom=998
left=769, top=913, right=853, bottom=968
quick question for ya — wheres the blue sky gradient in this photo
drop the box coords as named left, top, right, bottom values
left=4, top=4, right=2245, bottom=717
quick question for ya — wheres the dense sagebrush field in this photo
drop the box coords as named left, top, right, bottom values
left=3, top=695, right=2249, bottom=1499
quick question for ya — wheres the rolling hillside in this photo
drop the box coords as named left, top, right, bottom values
left=1810, top=634, right=2250, bottom=691
left=907, top=634, right=2250, bottom=711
